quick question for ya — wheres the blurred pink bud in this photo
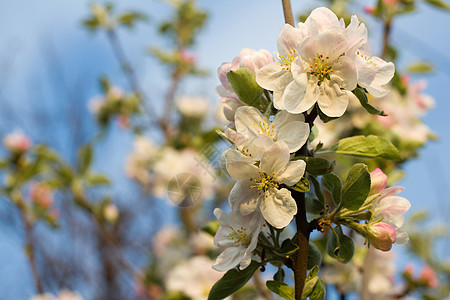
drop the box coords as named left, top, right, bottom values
left=180, top=49, right=196, bottom=65
left=403, top=263, right=414, bottom=276
left=401, top=74, right=411, bottom=84
left=383, top=0, right=397, bottom=5
left=368, top=222, right=396, bottom=251
left=117, top=115, right=130, bottom=129
left=30, top=184, right=53, bottom=208
left=364, top=6, right=375, bottom=14
left=49, top=208, right=60, bottom=221
left=420, top=266, right=438, bottom=288
left=3, top=131, right=31, bottom=153
left=370, top=168, right=388, bottom=195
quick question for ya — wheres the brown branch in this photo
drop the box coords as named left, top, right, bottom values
left=281, top=0, right=295, bottom=27
left=19, top=208, right=44, bottom=294
left=381, top=18, right=392, bottom=60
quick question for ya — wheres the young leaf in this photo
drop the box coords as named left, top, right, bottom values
left=78, top=144, right=93, bottom=174
left=321, top=173, right=342, bottom=206
left=308, top=175, right=325, bottom=205
left=266, top=281, right=295, bottom=300
left=302, top=266, right=320, bottom=299
left=208, top=261, right=260, bottom=300
left=407, top=61, right=434, bottom=73
left=86, top=173, right=110, bottom=186
left=226, top=68, right=263, bottom=107
left=424, top=0, right=450, bottom=10
left=326, top=227, right=354, bottom=263
left=322, top=135, right=402, bottom=161
left=202, top=220, right=220, bottom=236
left=352, top=87, right=387, bottom=116
left=309, top=277, right=326, bottom=300
left=296, top=156, right=334, bottom=176
left=288, top=177, right=310, bottom=193
left=307, top=242, right=322, bottom=270
left=117, top=11, right=148, bottom=28
left=341, top=163, right=371, bottom=211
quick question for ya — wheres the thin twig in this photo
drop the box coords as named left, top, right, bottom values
left=381, top=17, right=392, bottom=59
left=281, top=0, right=295, bottom=27
left=19, top=208, right=44, bottom=293
left=253, top=271, right=274, bottom=300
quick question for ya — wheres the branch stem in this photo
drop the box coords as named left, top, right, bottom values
left=281, top=0, right=295, bottom=27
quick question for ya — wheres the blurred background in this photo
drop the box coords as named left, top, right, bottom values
left=0, top=0, right=449, bottom=299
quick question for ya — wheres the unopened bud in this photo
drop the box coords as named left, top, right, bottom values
left=103, top=203, right=119, bottom=223
left=367, top=222, right=396, bottom=251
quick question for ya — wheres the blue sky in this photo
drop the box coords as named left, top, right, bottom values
left=0, top=0, right=449, bottom=298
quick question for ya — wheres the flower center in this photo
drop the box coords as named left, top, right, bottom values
left=279, top=49, right=296, bottom=71
left=227, top=226, right=251, bottom=246
left=249, top=171, right=279, bottom=197
left=255, top=120, right=275, bottom=137
left=309, top=53, right=334, bottom=83
left=356, top=50, right=377, bottom=66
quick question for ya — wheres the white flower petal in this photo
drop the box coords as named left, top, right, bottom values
left=305, top=7, right=340, bottom=35
left=301, top=31, right=349, bottom=63
left=227, top=160, right=259, bottom=182
left=260, top=142, right=290, bottom=175
left=260, top=188, right=297, bottom=229
left=277, top=160, right=306, bottom=186
left=331, top=56, right=357, bottom=91
left=235, top=106, right=268, bottom=137
left=272, top=109, right=305, bottom=128
left=256, top=62, right=293, bottom=92
left=277, top=24, right=307, bottom=57
left=281, top=81, right=307, bottom=113
left=213, top=247, right=245, bottom=272
left=229, top=182, right=260, bottom=215
left=317, top=82, right=349, bottom=117
left=276, top=121, right=309, bottom=153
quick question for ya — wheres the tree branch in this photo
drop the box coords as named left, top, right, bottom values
left=281, top=0, right=295, bottom=27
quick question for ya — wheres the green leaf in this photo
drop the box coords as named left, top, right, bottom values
left=273, top=268, right=285, bottom=282
left=353, top=87, right=387, bottom=116
left=424, top=0, right=450, bottom=10
left=307, top=242, right=322, bottom=270
left=321, top=173, right=342, bottom=206
left=288, top=177, right=310, bottom=193
left=117, top=11, right=148, bottom=28
left=208, top=261, right=260, bottom=300
left=407, top=61, right=434, bottom=73
left=86, top=173, right=110, bottom=186
left=302, top=266, right=319, bottom=299
left=296, top=156, right=334, bottom=176
left=317, top=106, right=338, bottom=123
left=305, top=197, right=325, bottom=215
left=341, top=163, right=371, bottom=211
left=309, top=277, right=326, bottom=300
left=279, top=238, right=299, bottom=256
left=326, top=227, right=354, bottom=263
left=308, top=175, right=324, bottom=205
left=322, top=135, right=402, bottom=161
left=226, top=68, right=263, bottom=107
left=77, top=144, right=93, bottom=174
left=266, top=281, right=294, bottom=300
left=202, top=220, right=220, bottom=236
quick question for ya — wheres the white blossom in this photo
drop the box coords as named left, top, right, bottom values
left=225, top=142, right=305, bottom=228
left=176, top=96, right=210, bottom=119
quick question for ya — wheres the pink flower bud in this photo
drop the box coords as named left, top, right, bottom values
left=403, top=263, right=414, bottom=276
left=364, top=6, right=375, bottom=14
left=3, top=131, right=31, bottom=153
left=420, top=266, right=438, bottom=288
left=180, top=49, right=196, bottom=65
left=30, top=184, right=53, bottom=208
left=367, top=222, right=396, bottom=251
left=370, top=168, right=388, bottom=195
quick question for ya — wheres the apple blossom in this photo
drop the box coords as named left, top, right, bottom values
left=166, top=256, right=223, bottom=300
left=368, top=181, right=411, bottom=246
left=217, top=48, right=274, bottom=123
left=3, top=131, right=31, bottom=153
left=361, top=247, right=396, bottom=299
left=176, top=96, right=209, bottom=119
left=228, top=106, right=310, bottom=154
left=225, top=142, right=306, bottom=228
left=103, top=203, right=119, bottom=223
left=212, top=208, right=264, bottom=271
left=420, top=265, right=439, bottom=288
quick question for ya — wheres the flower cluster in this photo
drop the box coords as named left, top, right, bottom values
left=256, top=7, right=394, bottom=117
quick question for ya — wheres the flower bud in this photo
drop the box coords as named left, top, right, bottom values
left=30, top=184, right=53, bottom=208
left=420, top=266, right=438, bottom=288
left=103, top=203, right=119, bottom=223
left=370, top=168, right=388, bottom=195
left=3, top=131, right=31, bottom=153
left=367, top=222, right=396, bottom=251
